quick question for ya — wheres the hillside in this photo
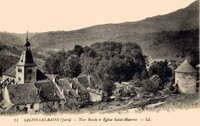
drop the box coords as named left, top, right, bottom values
left=0, top=32, right=23, bottom=73
left=0, top=32, right=45, bottom=74
left=0, top=32, right=23, bottom=47
left=28, top=0, right=199, bottom=59
left=0, top=1, right=198, bottom=73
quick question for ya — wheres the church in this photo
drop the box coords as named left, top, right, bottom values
left=0, top=33, right=65, bottom=113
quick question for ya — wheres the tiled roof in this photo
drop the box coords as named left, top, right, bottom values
left=7, top=83, right=40, bottom=105
left=56, top=79, right=80, bottom=98
left=3, top=65, right=16, bottom=77
left=36, top=69, right=49, bottom=81
left=70, top=79, right=88, bottom=93
left=35, top=82, right=64, bottom=102
left=175, top=60, right=197, bottom=73
left=77, top=74, right=106, bottom=91
left=90, top=73, right=105, bottom=90
left=7, top=82, right=64, bottom=105
left=77, top=76, right=90, bottom=87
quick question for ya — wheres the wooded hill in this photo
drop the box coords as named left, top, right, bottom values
left=27, top=0, right=199, bottom=59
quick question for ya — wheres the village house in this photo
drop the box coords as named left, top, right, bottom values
left=112, top=81, right=138, bottom=100
left=175, top=60, right=197, bottom=94
left=52, top=76, right=91, bottom=108
left=0, top=33, right=65, bottom=113
left=41, top=73, right=106, bottom=107
left=77, top=74, right=104, bottom=102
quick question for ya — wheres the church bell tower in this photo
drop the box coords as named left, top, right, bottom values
left=16, top=31, right=37, bottom=84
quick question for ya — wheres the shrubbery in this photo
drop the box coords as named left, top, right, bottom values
left=142, top=77, right=160, bottom=94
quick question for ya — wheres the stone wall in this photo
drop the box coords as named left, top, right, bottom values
left=175, top=72, right=197, bottom=94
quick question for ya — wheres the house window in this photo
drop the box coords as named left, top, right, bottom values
left=18, top=69, right=22, bottom=73
left=18, top=77, right=21, bottom=81
left=30, top=104, right=34, bottom=109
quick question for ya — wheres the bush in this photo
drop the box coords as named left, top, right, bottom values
left=150, top=75, right=163, bottom=89
left=142, top=79, right=159, bottom=93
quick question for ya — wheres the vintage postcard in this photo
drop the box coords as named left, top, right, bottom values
left=0, top=0, right=199, bottom=126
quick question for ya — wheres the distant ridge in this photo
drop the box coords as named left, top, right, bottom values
left=0, top=1, right=199, bottom=62
left=28, top=1, right=198, bottom=56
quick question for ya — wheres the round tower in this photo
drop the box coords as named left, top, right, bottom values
left=175, top=60, right=197, bottom=94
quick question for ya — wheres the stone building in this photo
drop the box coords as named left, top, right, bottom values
left=175, top=60, right=197, bottom=94
left=0, top=32, right=65, bottom=113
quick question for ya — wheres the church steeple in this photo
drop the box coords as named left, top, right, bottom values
left=24, top=30, right=31, bottom=50
left=16, top=31, right=37, bottom=84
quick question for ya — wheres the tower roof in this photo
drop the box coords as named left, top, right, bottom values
left=17, top=31, right=36, bottom=66
left=175, top=60, right=197, bottom=73
left=16, top=49, right=36, bottom=66
left=24, top=30, right=31, bottom=50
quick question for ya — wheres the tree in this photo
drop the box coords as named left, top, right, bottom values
left=43, top=57, right=61, bottom=74
left=186, top=50, right=199, bottom=68
left=73, top=45, right=84, bottom=57
left=44, top=41, right=148, bottom=82
left=148, top=61, right=172, bottom=84
left=63, top=54, right=81, bottom=78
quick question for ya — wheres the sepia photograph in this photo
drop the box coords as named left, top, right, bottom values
left=0, top=0, right=199, bottom=126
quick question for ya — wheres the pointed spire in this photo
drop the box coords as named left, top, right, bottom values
left=24, top=30, right=31, bottom=50
left=26, top=30, right=29, bottom=42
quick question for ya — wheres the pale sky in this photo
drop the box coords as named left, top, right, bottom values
left=0, top=0, right=196, bottom=33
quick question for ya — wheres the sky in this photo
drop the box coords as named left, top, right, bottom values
left=0, top=0, right=196, bottom=33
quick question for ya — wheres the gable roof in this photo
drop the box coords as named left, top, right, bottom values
left=35, top=82, right=64, bottom=102
left=69, top=79, right=88, bottom=93
left=7, top=83, right=40, bottom=105
left=175, top=60, right=197, bottom=73
left=3, top=65, right=16, bottom=77
left=3, top=65, right=49, bottom=82
left=56, top=79, right=80, bottom=98
left=77, top=74, right=104, bottom=89
left=77, top=76, right=90, bottom=88
left=7, top=82, right=64, bottom=105
left=36, top=69, right=49, bottom=81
